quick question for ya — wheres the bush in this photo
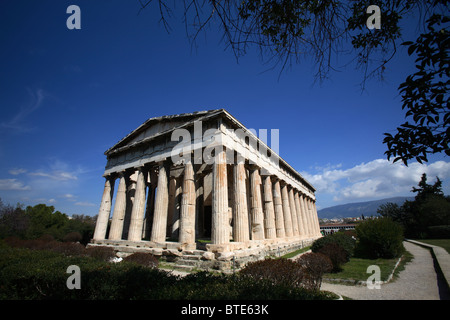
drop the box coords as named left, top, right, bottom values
left=0, top=247, right=338, bottom=300
left=63, top=231, right=82, bottom=243
left=85, top=246, right=116, bottom=261
left=426, top=225, right=450, bottom=239
left=296, top=252, right=332, bottom=290
left=311, top=231, right=355, bottom=259
left=239, top=258, right=306, bottom=288
left=122, top=252, right=159, bottom=268
left=355, top=217, right=405, bottom=259
left=316, top=243, right=348, bottom=272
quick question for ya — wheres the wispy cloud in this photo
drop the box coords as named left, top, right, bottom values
left=302, top=159, right=450, bottom=205
left=28, top=159, right=82, bottom=181
left=8, top=168, right=27, bottom=175
left=1, top=88, right=46, bottom=133
left=75, top=201, right=96, bottom=207
left=28, top=171, right=78, bottom=181
left=0, top=179, right=31, bottom=191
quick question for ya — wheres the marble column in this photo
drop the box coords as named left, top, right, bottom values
left=233, top=161, right=250, bottom=242
left=281, top=183, right=293, bottom=237
left=108, top=172, right=127, bottom=240
left=312, top=200, right=321, bottom=236
left=250, top=166, right=265, bottom=240
left=300, top=194, right=309, bottom=236
left=293, top=190, right=305, bottom=237
left=288, top=187, right=299, bottom=236
left=150, top=162, right=169, bottom=243
left=304, top=195, right=313, bottom=236
left=262, top=175, right=276, bottom=239
left=127, top=167, right=147, bottom=242
left=179, top=161, right=196, bottom=245
left=93, top=175, right=115, bottom=241
left=211, top=147, right=229, bottom=244
left=122, top=171, right=136, bottom=239
left=272, top=179, right=285, bottom=238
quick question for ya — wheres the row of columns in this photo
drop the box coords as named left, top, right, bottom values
left=93, top=149, right=320, bottom=246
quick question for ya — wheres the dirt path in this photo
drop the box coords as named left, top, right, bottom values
left=320, top=241, right=443, bottom=300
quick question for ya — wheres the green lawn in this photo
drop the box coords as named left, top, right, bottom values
left=413, top=239, right=450, bottom=254
left=323, top=251, right=413, bottom=283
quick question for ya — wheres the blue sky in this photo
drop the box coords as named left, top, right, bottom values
left=0, top=1, right=448, bottom=216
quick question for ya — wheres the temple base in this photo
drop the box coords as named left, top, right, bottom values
left=87, top=236, right=321, bottom=271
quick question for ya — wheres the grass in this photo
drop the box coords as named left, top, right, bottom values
left=413, top=239, right=450, bottom=254
left=323, top=250, right=413, bottom=284
left=280, top=246, right=311, bottom=259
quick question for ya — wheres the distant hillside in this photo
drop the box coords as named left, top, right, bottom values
left=318, top=197, right=414, bottom=219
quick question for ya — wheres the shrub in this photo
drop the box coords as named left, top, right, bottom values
left=63, top=231, right=82, bottom=243
left=239, top=258, right=306, bottom=288
left=316, top=242, right=348, bottom=272
left=0, top=247, right=338, bottom=300
left=426, top=225, right=450, bottom=239
left=122, top=252, right=159, bottom=268
left=296, top=252, right=332, bottom=290
left=85, top=246, right=116, bottom=261
left=311, top=231, right=355, bottom=259
left=355, top=217, right=405, bottom=259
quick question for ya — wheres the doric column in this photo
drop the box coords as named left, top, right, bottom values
left=272, top=179, right=285, bottom=238
left=299, top=194, right=309, bottom=236
left=127, top=167, right=147, bottom=242
left=167, top=174, right=179, bottom=239
left=122, top=171, right=136, bottom=239
left=281, top=183, right=293, bottom=237
left=150, top=162, right=169, bottom=243
left=294, top=190, right=306, bottom=237
left=250, top=166, right=265, bottom=240
left=311, top=200, right=321, bottom=236
left=308, top=198, right=315, bottom=236
left=211, top=147, right=229, bottom=244
left=288, top=187, right=299, bottom=236
left=304, top=195, right=313, bottom=236
left=108, top=172, right=127, bottom=240
left=93, top=175, right=115, bottom=241
left=262, top=175, right=276, bottom=239
left=179, top=161, right=196, bottom=245
left=233, top=160, right=250, bottom=242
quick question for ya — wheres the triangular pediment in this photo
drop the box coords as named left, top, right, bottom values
left=105, top=109, right=225, bottom=156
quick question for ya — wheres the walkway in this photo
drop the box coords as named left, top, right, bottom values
left=320, top=241, right=448, bottom=300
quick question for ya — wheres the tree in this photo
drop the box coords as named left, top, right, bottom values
left=24, top=204, right=69, bottom=239
left=383, top=14, right=449, bottom=165
left=0, top=199, right=28, bottom=239
left=139, top=0, right=449, bottom=165
left=377, top=173, right=450, bottom=238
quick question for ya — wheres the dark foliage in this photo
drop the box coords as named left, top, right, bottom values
left=296, top=252, right=333, bottom=290
left=311, top=231, right=356, bottom=259
left=0, top=246, right=337, bottom=300
left=122, top=252, right=159, bottom=268
left=316, top=243, right=349, bottom=272
left=355, top=217, right=405, bottom=259
left=377, top=174, right=450, bottom=238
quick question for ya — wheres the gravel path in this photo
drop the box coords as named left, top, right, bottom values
left=320, top=241, right=442, bottom=300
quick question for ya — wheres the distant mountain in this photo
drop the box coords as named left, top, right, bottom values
left=318, top=197, right=414, bottom=219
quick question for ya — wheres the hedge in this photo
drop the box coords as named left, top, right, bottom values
left=0, top=246, right=337, bottom=300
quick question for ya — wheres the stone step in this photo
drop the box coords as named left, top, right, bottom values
left=177, top=259, right=201, bottom=267
left=181, top=254, right=202, bottom=261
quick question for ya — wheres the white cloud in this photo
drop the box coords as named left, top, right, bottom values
left=302, top=159, right=450, bottom=205
left=29, top=171, right=78, bottom=181
left=1, top=88, right=46, bottom=133
left=0, top=179, right=31, bottom=191
left=9, top=168, right=27, bottom=175
left=75, top=201, right=96, bottom=207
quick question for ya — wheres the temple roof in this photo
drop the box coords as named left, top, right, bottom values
left=104, top=108, right=315, bottom=192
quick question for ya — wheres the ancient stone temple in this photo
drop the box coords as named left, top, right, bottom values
left=89, top=109, right=322, bottom=270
